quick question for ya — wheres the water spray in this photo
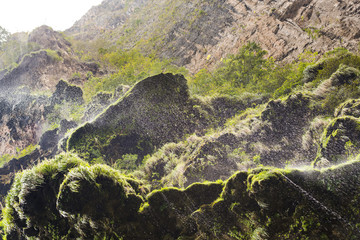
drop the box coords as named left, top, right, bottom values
left=280, top=172, right=360, bottom=238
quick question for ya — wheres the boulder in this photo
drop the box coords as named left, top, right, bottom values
left=67, top=73, right=212, bottom=163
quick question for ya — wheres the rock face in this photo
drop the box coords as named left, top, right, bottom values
left=141, top=53, right=360, bottom=187
left=67, top=0, right=360, bottom=73
left=51, top=80, right=84, bottom=105
left=67, top=73, right=212, bottom=163
left=0, top=95, right=46, bottom=156
left=0, top=26, right=100, bottom=92
left=66, top=0, right=148, bottom=40
left=28, top=25, right=72, bottom=52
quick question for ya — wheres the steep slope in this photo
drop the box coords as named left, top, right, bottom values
left=66, top=0, right=147, bottom=40
left=2, top=1, right=360, bottom=239
left=0, top=26, right=100, bottom=92
left=66, top=0, right=360, bottom=73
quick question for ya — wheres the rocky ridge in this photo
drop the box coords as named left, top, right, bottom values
left=0, top=26, right=100, bottom=92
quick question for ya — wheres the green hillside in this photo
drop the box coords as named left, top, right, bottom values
left=0, top=0, right=360, bottom=239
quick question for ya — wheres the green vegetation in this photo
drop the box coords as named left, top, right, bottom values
left=45, top=49, right=62, bottom=62
left=83, top=49, right=188, bottom=102
left=0, top=34, right=40, bottom=70
left=189, top=42, right=317, bottom=97
left=0, top=144, right=38, bottom=168
left=0, top=26, right=10, bottom=47
left=2, top=12, right=360, bottom=238
left=303, top=27, right=322, bottom=40
left=46, top=103, right=85, bottom=128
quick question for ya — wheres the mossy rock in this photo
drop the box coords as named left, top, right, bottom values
left=210, top=94, right=268, bottom=125
left=329, top=64, right=360, bottom=87
left=261, top=92, right=312, bottom=138
left=4, top=155, right=360, bottom=239
left=314, top=116, right=360, bottom=166
left=302, top=61, right=324, bottom=83
left=142, top=181, right=223, bottom=239
left=2, top=153, right=88, bottom=239
left=57, top=165, right=144, bottom=239
left=182, top=139, right=236, bottom=186
left=335, top=99, right=360, bottom=118
left=144, top=132, right=240, bottom=188
left=2, top=154, right=146, bottom=240
left=193, top=164, right=360, bottom=239
left=67, top=73, right=212, bottom=164
left=51, top=79, right=84, bottom=105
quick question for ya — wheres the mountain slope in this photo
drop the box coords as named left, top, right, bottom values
left=1, top=1, right=360, bottom=239
left=66, top=0, right=360, bottom=73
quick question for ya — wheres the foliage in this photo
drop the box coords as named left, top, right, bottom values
left=0, top=34, right=40, bottom=70
left=189, top=42, right=317, bottom=97
left=0, top=26, right=10, bottom=47
left=306, top=48, right=360, bottom=88
left=1, top=153, right=88, bottom=239
left=45, top=49, right=62, bottom=62
left=0, top=154, right=13, bottom=169
left=113, top=154, right=139, bottom=172
left=303, top=27, right=321, bottom=40
left=0, top=144, right=39, bottom=168
left=83, top=49, right=188, bottom=102
left=46, top=103, right=85, bottom=127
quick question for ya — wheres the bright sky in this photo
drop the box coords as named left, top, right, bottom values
left=0, top=0, right=104, bottom=33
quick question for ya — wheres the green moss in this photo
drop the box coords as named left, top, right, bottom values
left=45, top=49, right=62, bottom=62
left=2, top=153, right=87, bottom=239
left=314, top=116, right=360, bottom=166
left=0, top=144, right=39, bottom=168
left=246, top=167, right=291, bottom=193
left=69, top=73, right=211, bottom=166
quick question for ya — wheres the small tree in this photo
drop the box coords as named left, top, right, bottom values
left=215, top=42, right=269, bottom=88
left=0, top=26, right=10, bottom=48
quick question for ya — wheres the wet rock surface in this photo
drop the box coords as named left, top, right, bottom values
left=68, top=73, right=213, bottom=163
left=4, top=153, right=360, bottom=239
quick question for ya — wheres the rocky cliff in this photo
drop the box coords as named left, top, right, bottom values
left=66, top=0, right=147, bottom=40
left=66, top=0, right=360, bottom=73
left=0, top=26, right=100, bottom=91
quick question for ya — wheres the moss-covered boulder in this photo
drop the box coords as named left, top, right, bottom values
left=313, top=64, right=360, bottom=114
left=329, top=65, right=360, bottom=87
left=2, top=152, right=224, bottom=240
left=67, top=73, right=212, bottom=164
left=335, top=99, right=360, bottom=118
left=57, top=165, right=144, bottom=239
left=2, top=153, right=88, bottom=239
left=210, top=93, right=268, bottom=126
left=2, top=154, right=147, bottom=240
left=4, top=153, right=360, bottom=239
left=261, top=92, right=312, bottom=139
left=141, top=181, right=224, bottom=239
left=314, top=116, right=360, bottom=167
left=193, top=163, right=360, bottom=239
left=144, top=132, right=240, bottom=188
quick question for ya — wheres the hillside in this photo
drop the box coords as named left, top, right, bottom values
left=66, top=0, right=360, bottom=73
left=0, top=0, right=360, bottom=239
